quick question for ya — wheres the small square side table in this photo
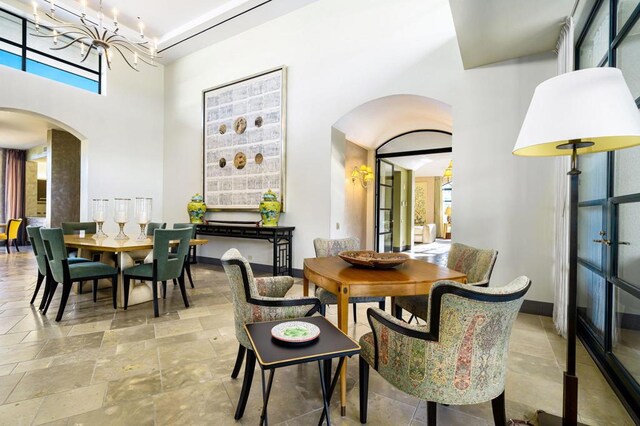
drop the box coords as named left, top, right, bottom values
left=245, top=316, right=360, bottom=426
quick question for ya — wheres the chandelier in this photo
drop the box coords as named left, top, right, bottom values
left=31, top=0, right=158, bottom=71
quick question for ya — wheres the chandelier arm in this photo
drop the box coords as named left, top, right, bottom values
left=108, top=35, right=151, bottom=52
left=48, top=36, right=91, bottom=51
left=78, top=45, right=94, bottom=63
left=109, top=44, right=139, bottom=71
left=110, top=40, right=156, bottom=62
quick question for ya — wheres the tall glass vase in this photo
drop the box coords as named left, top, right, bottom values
left=113, top=198, right=130, bottom=240
left=134, top=197, right=152, bottom=241
left=92, top=198, right=109, bottom=238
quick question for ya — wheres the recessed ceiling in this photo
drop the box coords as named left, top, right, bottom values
left=387, top=152, right=451, bottom=177
left=449, top=0, right=575, bottom=69
left=5, top=0, right=318, bottom=63
left=0, top=111, right=58, bottom=149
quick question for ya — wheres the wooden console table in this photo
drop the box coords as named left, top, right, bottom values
left=195, top=223, right=295, bottom=276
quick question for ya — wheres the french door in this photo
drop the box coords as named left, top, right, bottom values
left=375, top=159, right=394, bottom=252
left=577, top=146, right=640, bottom=417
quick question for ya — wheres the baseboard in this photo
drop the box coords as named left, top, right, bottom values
left=196, top=256, right=303, bottom=278
left=520, top=300, right=553, bottom=317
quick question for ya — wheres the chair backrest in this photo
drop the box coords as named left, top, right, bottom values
left=173, top=223, right=196, bottom=238
left=152, top=228, right=192, bottom=281
left=61, top=221, right=97, bottom=235
left=313, top=237, right=360, bottom=257
left=39, top=228, right=69, bottom=283
left=7, top=218, right=22, bottom=239
left=372, top=276, right=530, bottom=405
left=146, top=222, right=166, bottom=236
left=220, top=248, right=260, bottom=348
left=26, top=225, right=47, bottom=275
left=446, top=242, right=498, bottom=285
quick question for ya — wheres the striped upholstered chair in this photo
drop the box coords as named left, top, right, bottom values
left=221, top=248, right=320, bottom=420
left=395, top=242, right=498, bottom=322
left=313, top=237, right=385, bottom=322
left=359, top=276, right=531, bottom=425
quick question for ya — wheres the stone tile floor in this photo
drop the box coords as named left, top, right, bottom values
left=0, top=249, right=634, bottom=425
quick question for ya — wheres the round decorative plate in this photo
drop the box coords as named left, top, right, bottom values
left=338, top=250, right=410, bottom=269
left=271, top=321, right=320, bottom=343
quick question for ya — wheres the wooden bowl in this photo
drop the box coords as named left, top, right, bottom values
left=338, top=250, right=410, bottom=269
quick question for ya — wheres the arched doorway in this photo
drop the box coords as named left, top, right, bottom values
left=331, top=94, right=452, bottom=252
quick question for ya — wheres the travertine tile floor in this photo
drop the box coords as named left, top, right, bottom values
left=0, top=250, right=634, bottom=425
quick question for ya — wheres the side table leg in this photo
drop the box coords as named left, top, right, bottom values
left=260, top=368, right=275, bottom=426
left=317, top=360, right=331, bottom=426
left=337, top=286, right=349, bottom=416
left=303, top=275, right=309, bottom=297
left=319, top=357, right=345, bottom=426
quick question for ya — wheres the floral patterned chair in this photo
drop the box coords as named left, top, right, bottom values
left=313, top=237, right=386, bottom=322
left=359, top=276, right=531, bottom=425
left=395, top=242, right=498, bottom=322
left=221, top=248, right=321, bottom=420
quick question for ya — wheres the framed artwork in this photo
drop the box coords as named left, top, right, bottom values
left=202, top=66, right=287, bottom=211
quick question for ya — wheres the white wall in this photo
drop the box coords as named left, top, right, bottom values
left=163, top=0, right=557, bottom=302
left=0, top=56, right=165, bottom=233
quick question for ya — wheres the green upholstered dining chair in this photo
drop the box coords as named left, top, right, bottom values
left=61, top=221, right=97, bottom=235
left=395, top=243, right=498, bottom=322
left=313, top=237, right=386, bottom=322
left=359, top=276, right=531, bottom=425
left=39, top=228, right=118, bottom=322
left=221, top=248, right=321, bottom=420
left=122, top=227, right=192, bottom=317
left=146, top=222, right=166, bottom=236
left=172, top=223, right=196, bottom=288
left=1, top=218, right=23, bottom=253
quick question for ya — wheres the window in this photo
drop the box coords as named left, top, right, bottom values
left=0, top=8, right=101, bottom=94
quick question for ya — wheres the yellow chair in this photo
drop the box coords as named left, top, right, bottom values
left=1, top=218, right=23, bottom=253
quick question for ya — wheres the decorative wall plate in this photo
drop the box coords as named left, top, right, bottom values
left=255, top=116, right=263, bottom=127
left=255, top=153, right=264, bottom=164
left=271, top=321, right=320, bottom=343
left=234, top=117, right=247, bottom=134
left=234, top=152, right=247, bottom=169
left=218, top=124, right=227, bottom=134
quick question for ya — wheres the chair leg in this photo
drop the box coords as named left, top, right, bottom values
left=353, top=303, right=357, bottom=322
left=6, top=241, right=10, bottom=254
left=234, top=349, right=256, bottom=420
left=78, top=281, right=84, bottom=295
left=14, top=239, right=19, bottom=252
left=185, top=262, right=195, bottom=288
left=178, top=275, right=189, bottom=308
left=30, top=272, right=45, bottom=305
left=231, top=344, right=246, bottom=379
left=152, top=280, right=159, bottom=318
left=379, top=299, right=386, bottom=311
left=162, top=281, right=167, bottom=299
left=39, top=274, right=52, bottom=310
left=319, top=304, right=326, bottom=316
left=111, top=275, right=118, bottom=309
left=359, top=356, right=370, bottom=424
left=173, top=278, right=178, bottom=286
left=55, top=283, right=72, bottom=322
left=43, top=280, right=59, bottom=314
left=491, top=391, right=507, bottom=426
left=395, top=306, right=403, bottom=320
left=93, top=280, right=98, bottom=303
left=427, top=401, right=437, bottom=426
left=123, top=276, right=131, bottom=310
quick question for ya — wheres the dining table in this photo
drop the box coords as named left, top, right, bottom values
left=64, top=234, right=208, bottom=308
left=302, top=256, right=467, bottom=416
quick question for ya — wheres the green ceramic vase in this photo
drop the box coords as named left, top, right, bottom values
left=259, top=190, right=281, bottom=227
left=187, top=194, right=206, bottom=224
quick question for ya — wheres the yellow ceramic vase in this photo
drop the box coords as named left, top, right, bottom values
left=187, top=194, right=207, bottom=224
left=259, top=190, right=281, bottom=227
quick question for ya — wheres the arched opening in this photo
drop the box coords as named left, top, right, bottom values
left=0, top=108, right=86, bottom=238
left=330, top=95, right=452, bottom=254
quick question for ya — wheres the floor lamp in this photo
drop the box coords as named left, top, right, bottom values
left=513, top=67, right=640, bottom=425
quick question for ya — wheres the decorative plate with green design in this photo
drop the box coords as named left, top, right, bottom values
left=271, top=321, right=320, bottom=343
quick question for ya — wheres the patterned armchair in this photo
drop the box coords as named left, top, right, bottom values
left=221, top=248, right=320, bottom=420
left=359, top=277, right=531, bottom=425
left=313, top=237, right=386, bottom=322
left=395, top=242, right=498, bottom=322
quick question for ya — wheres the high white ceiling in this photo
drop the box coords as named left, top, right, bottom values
left=0, top=111, right=58, bottom=149
left=387, top=152, right=451, bottom=178
left=5, top=0, right=318, bottom=63
left=450, top=0, right=575, bottom=69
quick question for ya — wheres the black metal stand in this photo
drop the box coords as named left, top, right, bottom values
left=538, top=142, right=591, bottom=426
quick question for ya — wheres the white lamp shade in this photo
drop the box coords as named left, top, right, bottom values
left=513, top=68, right=640, bottom=157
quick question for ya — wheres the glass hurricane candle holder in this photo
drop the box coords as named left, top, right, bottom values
left=134, top=197, right=152, bottom=241
left=113, top=198, right=130, bottom=240
left=92, top=198, right=109, bottom=238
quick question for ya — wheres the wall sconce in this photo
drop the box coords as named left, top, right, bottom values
left=351, top=165, right=374, bottom=188
left=443, top=160, right=453, bottom=183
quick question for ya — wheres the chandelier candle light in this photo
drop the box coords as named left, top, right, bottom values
left=92, top=198, right=108, bottom=238
left=31, top=0, right=159, bottom=70
left=113, top=198, right=130, bottom=240
left=134, top=197, right=152, bottom=241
